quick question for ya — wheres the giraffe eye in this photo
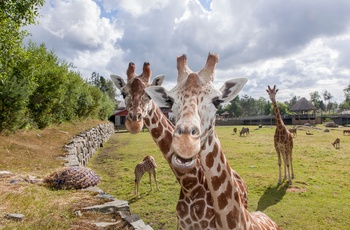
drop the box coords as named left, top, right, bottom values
left=212, top=97, right=224, bottom=109
left=121, top=92, right=126, bottom=99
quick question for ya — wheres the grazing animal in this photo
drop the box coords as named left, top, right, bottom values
left=111, top=62, right=249, bottom=228
left=332, top=138, right=340, bottom=149
left=240, top=127, right=250, bottom=137
left=267, top=85, right=294, bottom=185
left=288, top=128, right=297, bottom=137
left=233, top=127, right=237, bottom=134
left=306, top=131, right=313, bottom=135
left=343, top=130, right=350, bottom=135
left=147, top=53, right=280, bottom=229
left=134, top=155, right=159, bottom=198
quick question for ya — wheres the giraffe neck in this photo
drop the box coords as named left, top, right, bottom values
left=271, top=98, right=285, bottom=128
left=143, top=101, right=174, bottom=163
left=199, top=130, right=280, bottom=229
left=199, top=131, right=248, bottom=229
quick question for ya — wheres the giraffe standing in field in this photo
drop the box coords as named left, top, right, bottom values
left=134, top=155, right=159, bottom=198
left=111, top=63, right=248, bottom=229
left=266, top=85, right=294, bottom=185
left=146, top=54, right=280, bottom=229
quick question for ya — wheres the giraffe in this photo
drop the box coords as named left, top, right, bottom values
left=134, top=155, right=159, bottom=198
left=146, top=53, right=280, bottom=229
left=111, top=62, right=248, bottom=229
left=266, top=85, right=294, bottom=185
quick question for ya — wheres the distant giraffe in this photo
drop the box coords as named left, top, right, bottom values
left=266, top=85, right=294, bottom=185
left=134, top=155, right=159, bottom=198
left=332, top=138, right=340, bottom=149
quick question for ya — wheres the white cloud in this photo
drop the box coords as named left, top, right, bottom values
left=25, top=0, right=350, bottom=103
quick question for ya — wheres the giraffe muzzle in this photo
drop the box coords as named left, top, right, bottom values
left=125, top=113, right=144, bottom=134
left=171, top=130, right=200, bottom=171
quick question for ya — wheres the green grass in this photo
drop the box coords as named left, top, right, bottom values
left=89, top=125, right=350, bottom=230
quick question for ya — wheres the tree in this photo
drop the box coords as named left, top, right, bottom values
left=0, top=0, right=44, bottom=78
left=344, top=83, right=350, bottom=101
left=270, top=102, right=290, bottom=116
left=286, top=96, right=300, bottom=109
left=310, top=91, right=322, bottom=109
left=89, top=72, right=117, bottom=104
left=323, top=90, right=333, bottom=113
left=227, top=96, right=244, bottom=117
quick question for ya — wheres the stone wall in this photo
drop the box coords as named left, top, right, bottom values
left=61, top=122, right=153, bottom=230
left=63, top=122, right=115, bottom=167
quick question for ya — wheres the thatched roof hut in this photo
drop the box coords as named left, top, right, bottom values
left=290, top=97, right=319, bottom=125
left=290, top=97, right=317, bottom=112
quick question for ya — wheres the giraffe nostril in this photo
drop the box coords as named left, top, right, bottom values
left=175, top=127, right=184, bottom=135
left=137, top=113, right=142, bottom=121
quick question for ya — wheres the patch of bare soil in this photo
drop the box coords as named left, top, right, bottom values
left=287, top=187, right=307, bottom=193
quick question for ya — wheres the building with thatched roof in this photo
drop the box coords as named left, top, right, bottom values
left=290, top=97, right=321, bottom=125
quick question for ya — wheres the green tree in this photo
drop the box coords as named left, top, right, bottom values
left=286, top=95, right=300, bottom=109
left=89, top=72, right=117, bottom=104
left=240, top=95, right=258, bottom=116
left=322, top=90, right=333, bottom=113
left=0, top=0, right=44, bottom=78
left=310, top=91, right=322, bottom=109
left=270, top=102, right=290, bottom=115
left=341, top=83, right=350, bottom=110
left=227, top=96, right=244, bottom=117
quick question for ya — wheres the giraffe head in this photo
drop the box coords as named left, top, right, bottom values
left=266, top=85, right=279, bottom=101
left=111, top=62, right=165, bottom=134
left=146, top=53, right=247, bottom=172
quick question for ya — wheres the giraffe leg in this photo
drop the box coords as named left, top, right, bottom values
left=286, top=163, right=292, bottom=185
left=148, top=172, right=152, bottom=191
left=283, top=156, right=288, bottom=182
left=276, top=151, right=282, bottom=185
left=153, top=170, right=159, bottom=191
left=290, top=153, right=294, bottom=179
left=135, top=181, right=140, bottom=198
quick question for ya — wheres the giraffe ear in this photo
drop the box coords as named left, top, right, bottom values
left=110, top=75, right=126, bottom=90
left=219, top=78, right=248, bottom=102
left=151, top=74, right=165, bottom=86
left=145, top=86, right=173, bottom=108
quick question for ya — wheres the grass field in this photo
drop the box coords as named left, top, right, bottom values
left=89, top=125, right=350, bottom=230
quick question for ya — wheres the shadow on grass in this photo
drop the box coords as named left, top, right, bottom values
left=256, top=183, right=289, bottom=211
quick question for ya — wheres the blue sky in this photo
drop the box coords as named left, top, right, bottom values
left=25, top=0, right=350, bottom=104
